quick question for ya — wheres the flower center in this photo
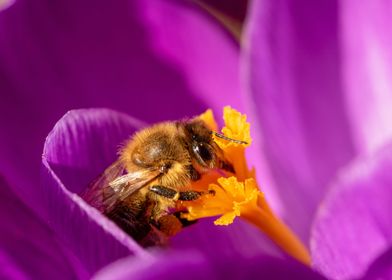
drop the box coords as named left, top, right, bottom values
left=179, top=106, right=310, bottom=265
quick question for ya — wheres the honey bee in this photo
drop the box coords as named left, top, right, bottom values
left=83, top=117, right=246, bottom=246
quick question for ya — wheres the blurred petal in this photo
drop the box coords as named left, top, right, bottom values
left=243, top=0, right=355, bottom=241
left=171, top=217, right=285, bottom=260
left=196, top=0, right=248, bottom=23
left=194, top=0, right=248, bottom=40
left=0, top=0, right=242, bottom=215
left=140, top=1, right=244, bottom=114
left=341, top=0, right=392, bottom=155
left=0, top=175, right=85, bottom=279
left=360, top=247, right=392, bottom=280
left=0, top=0, right=13, bottom=11
left=311, top=143, right=392, bottom=280
left=42, top=109, right=148, bottom=276
left=93, top=250, right=325, bottom=280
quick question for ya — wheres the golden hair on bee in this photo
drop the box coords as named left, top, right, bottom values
left=120, top=122, right=192, bottom=191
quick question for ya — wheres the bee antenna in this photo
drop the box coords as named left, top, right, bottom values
left=211, top=131, right=248, bottom=145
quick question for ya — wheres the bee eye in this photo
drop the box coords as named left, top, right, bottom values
left=193, top=143, right=213, bottom=165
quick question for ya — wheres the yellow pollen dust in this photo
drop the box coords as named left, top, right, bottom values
left=181, top=106, right=311, bottom=266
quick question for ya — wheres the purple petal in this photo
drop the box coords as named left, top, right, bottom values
left=41, top=109, right=147, bottom=276
left=139, top=1, right=244, bottom=114
left=360, top=247, right=392, bottom=280
left=340, top=0, right=392, bottom=154
left=0, top=175, right=86, bottom=279
left=171, top=218, right=285, bottom=260
left=243, top=0, right=355, bottom=241
left=0, top=0, right=242, bottom=216
left=197, top=0, right=248, bottom=22
left=93, top=250, right=325, bottom=280
left=311, top=143, right=392, bottom=280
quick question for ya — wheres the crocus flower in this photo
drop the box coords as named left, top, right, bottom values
left=1, top=0, right=392, bottom=280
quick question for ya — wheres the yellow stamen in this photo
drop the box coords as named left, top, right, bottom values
left=214, top=106, right=253, bottom=180
left=216, top=106, right=252, bottom=148
left=182, top=177, right=310, bottom=265
left=181, top=107, right=311, bottom=266
left=198, top=109, right=218, bottom=132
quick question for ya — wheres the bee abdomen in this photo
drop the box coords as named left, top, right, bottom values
left=106, top=202, right=151, bottom=242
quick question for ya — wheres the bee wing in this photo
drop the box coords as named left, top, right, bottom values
left=103, top=169, right=161, bottom=211
left=82, top=160, right=125, bottom=211
left=83, top=161, right=161, bottom=212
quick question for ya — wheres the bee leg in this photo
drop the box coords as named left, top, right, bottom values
left=178, top=191, right=202, bottom=201
left=149, top=185, right=202, bottom=201
left=149, top=185, right=177, bottom=199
